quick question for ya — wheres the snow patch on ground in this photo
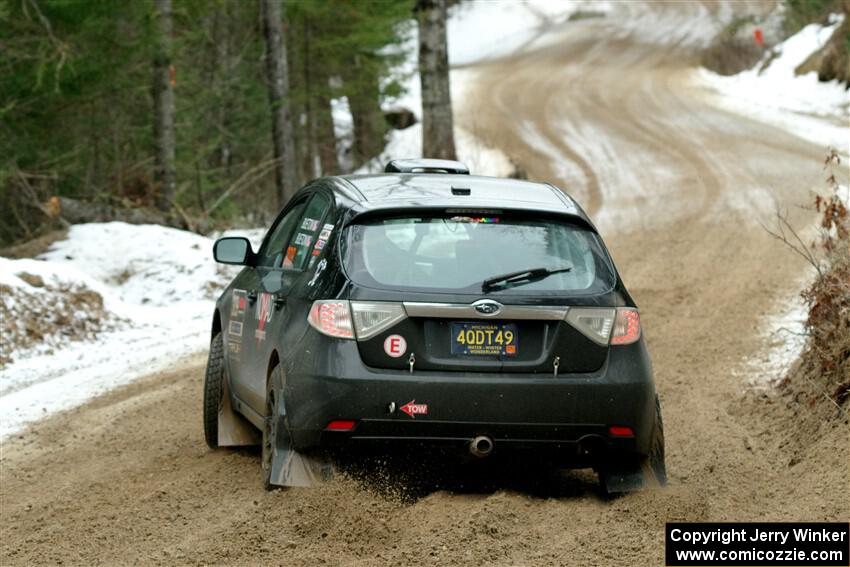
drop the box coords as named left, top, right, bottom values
left=0, top=223, right=262, bottom=440
left=735, top=287, right=809, bottom=391
left=693, top=14, right=849, bottom=152
left=518, top=120, right=586, bottom=188
left=447, top=0, right=605, bottom=66
left=837, top=184, right=850, bottom=208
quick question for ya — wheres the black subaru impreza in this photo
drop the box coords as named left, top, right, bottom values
left=205, top=158, right=666, bottom=492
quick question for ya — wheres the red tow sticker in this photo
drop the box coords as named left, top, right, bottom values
left=400, top=400, right=428, bottom=418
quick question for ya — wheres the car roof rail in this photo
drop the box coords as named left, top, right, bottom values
left=384, top=158, right=470, bottom=175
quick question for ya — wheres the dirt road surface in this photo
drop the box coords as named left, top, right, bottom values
left=2, top=2, right=848, bottom=566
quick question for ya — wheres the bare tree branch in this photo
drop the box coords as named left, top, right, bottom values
left=760, top=203, right=822, bottom=277
left=205, top=157, right=278, bottom=216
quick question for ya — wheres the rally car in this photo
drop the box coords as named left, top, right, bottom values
left=204, top=158, right=666, bottom=492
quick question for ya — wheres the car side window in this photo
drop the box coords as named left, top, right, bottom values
left=259, top=200, right=308, bottom=268
left=282, top=194, right=331, bottom=270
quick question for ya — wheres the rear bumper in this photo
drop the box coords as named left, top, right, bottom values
left=283, top=336, right=656, bottom=460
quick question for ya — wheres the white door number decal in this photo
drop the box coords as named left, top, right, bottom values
left=383, top=335, right=407, bottom=358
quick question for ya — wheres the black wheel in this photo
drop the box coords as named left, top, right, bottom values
left=647, top=396, right=667, bottom=486
left=262, top=364, right=289, bottom=491
left=203, top=332, right=226, bottom=449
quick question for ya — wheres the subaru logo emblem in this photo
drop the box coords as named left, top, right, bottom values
left=472, top=299, right=502, bottom=316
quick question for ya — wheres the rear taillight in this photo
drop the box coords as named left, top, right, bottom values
left=308, top=300, right=407, bottom=340
left=350, top=301, right=407, bottom=340
left=610, top=308, right=641, bottom=345
left=325, top=420, right=357, bottom=431
left=565, top=308, right=615, bottom=345
left=565, top=307, right=641, bottom=346
left=308, top=300, right=354, bottom=338
left=609, top=425, right=634, bottom=437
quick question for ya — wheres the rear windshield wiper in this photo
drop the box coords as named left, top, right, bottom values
left=481, top=265, right=572, bottom=292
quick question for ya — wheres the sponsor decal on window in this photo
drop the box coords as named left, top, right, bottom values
left=449, top=216, right=500, bottom=223
left=301, top=218, right=320, bottom=231
left=282, top=245, right=297, bottom=268
left=308, top=224, right=334, bottom=269
left=294, top=232, right=313, bottom=247
left=307, top=258, right=327, bottom=286
left=318, top=223, right=334, bottom=240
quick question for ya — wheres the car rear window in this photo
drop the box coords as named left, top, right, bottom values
left=343, top=215, right=616, bottom=295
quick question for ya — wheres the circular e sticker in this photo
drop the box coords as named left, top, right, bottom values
left=383, top=334, right=407, bottom=358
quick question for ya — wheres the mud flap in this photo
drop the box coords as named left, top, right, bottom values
left=218, top=376, right=260, bottom=447
left=600, top=460, right=663, bottom=493
left=267, top=378, right=334, bottom=487
left=268, top=412, right=334, bottom=488
left=269, top=447, right=335, bottom=487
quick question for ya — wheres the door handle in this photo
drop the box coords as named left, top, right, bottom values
left=273, top=294, right=287, bottom=309
left=247, top=290, right=258, bottom=304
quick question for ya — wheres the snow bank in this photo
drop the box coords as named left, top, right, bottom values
left=0, top=223, right=262, bottom=440
left=0, top=258, right=118, bottom=366
left=39, top=223, right=229, bottom=309
left=694, top=14, right=849, bottom=151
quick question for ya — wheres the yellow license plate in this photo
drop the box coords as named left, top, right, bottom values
left=450, top=322, right=518, bottom=357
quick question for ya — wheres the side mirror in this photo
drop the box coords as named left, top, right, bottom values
left=213, top=237, right=255, bottom=266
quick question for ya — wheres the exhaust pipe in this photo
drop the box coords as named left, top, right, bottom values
left=577, top=434, right=606, bottom=458
left=469, top=435, right=494, bottom=458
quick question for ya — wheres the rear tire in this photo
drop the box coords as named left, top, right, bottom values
left=262, top=364, right=290, bottom=491
left=203, top=332, right=226, bottom=449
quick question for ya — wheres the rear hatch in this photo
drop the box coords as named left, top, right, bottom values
left=342, top=212, right=623, bottom=374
